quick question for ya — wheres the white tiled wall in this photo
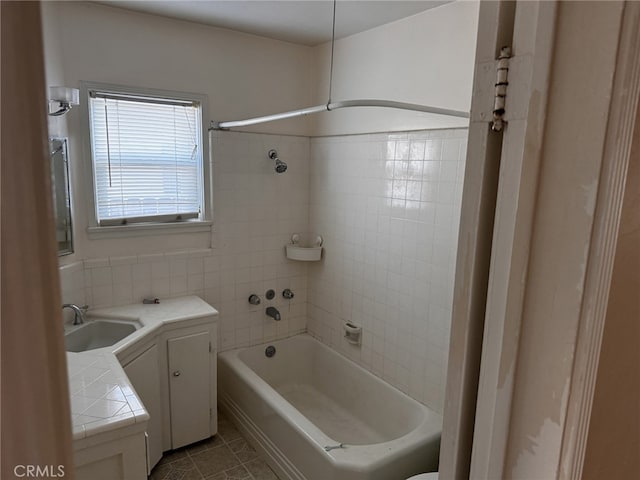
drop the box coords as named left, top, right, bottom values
left=307, top=129, right=467, bottom=413
left=60, top=132, right=310, bottom=351
left=59, top=128, right=467, bottom=413
left=210, top=132, right=310, bottom=350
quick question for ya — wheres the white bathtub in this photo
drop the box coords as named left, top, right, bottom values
left=218, top=334, right=442, bottom=480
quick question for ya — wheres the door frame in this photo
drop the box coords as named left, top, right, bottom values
left=557, top=4, right=640, bottom=478
left=441, top=0, right=558, bottom=477
left=442, top=1, right=640, bottom=478
left=1, top=1, right=75, bottom=477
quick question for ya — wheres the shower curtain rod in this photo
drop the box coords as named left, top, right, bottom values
left=210, top=1, right=469, bottom=131
left=209, top=99, right=470, bottom=130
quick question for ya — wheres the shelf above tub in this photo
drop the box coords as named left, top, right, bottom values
left=285, top=234, right=323, bottom=262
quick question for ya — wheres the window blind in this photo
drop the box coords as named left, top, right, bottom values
left=88, top=92, right=202, bottom=226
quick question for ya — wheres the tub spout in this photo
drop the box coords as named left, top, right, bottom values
left=265, top=306, right=281, bottom=321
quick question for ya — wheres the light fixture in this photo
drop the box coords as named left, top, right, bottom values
left=48, top=86, right=80, bottom=116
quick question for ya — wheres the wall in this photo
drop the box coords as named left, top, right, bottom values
left=307, top=128, right=467, bottom=413
left=582, top=106, right=640, bottom=480
left=47, top=1, right=477, bottom=362
left=311, top=1, right=478, bottom=136
left=41, top=2, right=67, bottom=139
left=42, top=1, right=314, bottom=262
left=60, top=132, right=310, bottom=350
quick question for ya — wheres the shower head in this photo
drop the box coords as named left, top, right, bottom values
left=275, top=158, right=288, bottom=173
left=268, top=149, right=287, bottom=173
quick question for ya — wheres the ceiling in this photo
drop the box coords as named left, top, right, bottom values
left=94, top=1, right=451, bottom=46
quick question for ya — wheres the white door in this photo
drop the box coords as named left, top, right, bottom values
left=167, top=331, right=211, bottom=448
left=123, top=343, right=162, bottom=472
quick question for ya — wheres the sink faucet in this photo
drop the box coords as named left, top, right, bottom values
left=265, top=306, right=281, bottom=321
left=63, top=304, right=88, bottom=325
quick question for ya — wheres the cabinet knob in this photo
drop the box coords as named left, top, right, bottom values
left=173, top=371, right=181, bottom=377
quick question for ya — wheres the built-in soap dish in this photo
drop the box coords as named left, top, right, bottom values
left=285, top=234, right=323, bottom=262
left=344, top=322, right=362, bottom=346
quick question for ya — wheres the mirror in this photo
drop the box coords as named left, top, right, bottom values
left=49, top=138, right=73, bottom=255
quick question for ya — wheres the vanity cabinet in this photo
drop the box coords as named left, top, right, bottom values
left=122, top=343, right=163, bottom=470
left=74, top=426, right=147, bottom=480
left=117, top=316, right=217, bottom=472
left=167, top=331, right=211, bottom=448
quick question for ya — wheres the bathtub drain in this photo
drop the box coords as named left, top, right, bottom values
left=265, top=345, right=276, bottom=357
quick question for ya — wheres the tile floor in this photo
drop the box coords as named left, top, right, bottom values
left=150, top=411, right=279, bottom=480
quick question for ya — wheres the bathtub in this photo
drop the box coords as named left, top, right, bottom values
left=218, top=334, right=442, bottom=480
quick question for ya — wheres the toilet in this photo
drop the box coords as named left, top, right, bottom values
left=407, top=474, right=438, bottom=480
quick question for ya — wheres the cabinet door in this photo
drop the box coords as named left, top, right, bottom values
left=167, top=331, right=211, bottom=448
left=123, top=343, right=162, bottom=472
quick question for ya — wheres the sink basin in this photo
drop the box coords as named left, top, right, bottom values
left=65, top=319, right=141, bottom=352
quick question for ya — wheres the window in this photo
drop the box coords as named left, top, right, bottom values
left=85, top=84, right=209, bottom=229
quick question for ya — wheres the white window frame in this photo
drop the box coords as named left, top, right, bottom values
left=80, top=81, right=212, bottom=238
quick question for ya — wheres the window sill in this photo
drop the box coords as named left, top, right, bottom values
left=87, top=220, right=212, bottom=240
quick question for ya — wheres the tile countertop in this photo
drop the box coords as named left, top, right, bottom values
left=67, top=295, right=218, bottom=441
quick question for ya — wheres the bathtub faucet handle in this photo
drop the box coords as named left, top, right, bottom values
left=282, top=289, right=294, bottom=299
left=248, top=294, right=261, bottom=305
